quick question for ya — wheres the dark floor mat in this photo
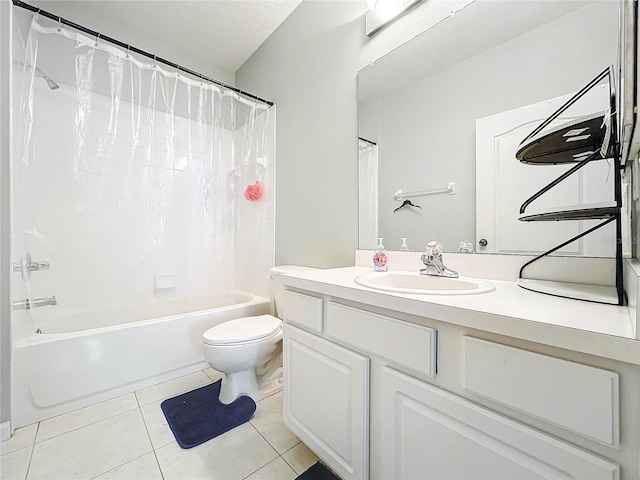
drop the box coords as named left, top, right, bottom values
left=160, top=380, right=256, bottom=449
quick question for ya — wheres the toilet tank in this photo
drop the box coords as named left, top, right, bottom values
left=270, top=265, right=317, bottom=317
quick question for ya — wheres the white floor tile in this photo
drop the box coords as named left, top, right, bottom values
left=135, top=371, right=211, bottom=407
left=251, top=392, right=300, bottom=454
left=37, top=394, right=138, bottom=443
left=92, top=453, right=162, bottom=480
left=155, top=422, right=278, bottom=480
left=28, top=409, right=152, bottom=480
left=282, top=442, right=318, bottom=475
left=244, top=456, right=297, bottom=480
left=0, top=445, right=33, bottom=480
left=0, top=424, right=37, bottom=455
left=140, top=401, right=175, bottom=450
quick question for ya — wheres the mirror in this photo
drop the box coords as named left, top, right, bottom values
left=358, top=0, right=621, bottom=254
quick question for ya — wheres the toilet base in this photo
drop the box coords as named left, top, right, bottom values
left=218, top=367, right=283, bottom=404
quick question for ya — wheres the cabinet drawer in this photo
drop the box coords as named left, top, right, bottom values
left=326, top=302, right=436, bottom=377
left=282, top=290, right=323, bottom=332
left=463, top=337, right=619, bottom=447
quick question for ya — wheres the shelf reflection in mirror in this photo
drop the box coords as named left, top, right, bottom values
left=357, top=0, right=621, bottom=255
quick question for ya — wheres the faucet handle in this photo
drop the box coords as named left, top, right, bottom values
left=458, top=240, right=474, bottom=253
left=425, top=241, right=442, bottom=256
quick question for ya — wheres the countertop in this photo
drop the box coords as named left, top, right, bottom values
left=280, top=267, right=640, bottom=365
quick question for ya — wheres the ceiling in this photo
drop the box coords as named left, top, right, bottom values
left=32, top=0, right=303, bottom=73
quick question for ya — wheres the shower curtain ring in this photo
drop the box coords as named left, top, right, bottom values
left=57, top=17, right=63, bottom=32
left=153, top=55, right=157, bottom=68
left=125, top=45, right=130, bottom=59
left=95, top=32, right=100, bottom=47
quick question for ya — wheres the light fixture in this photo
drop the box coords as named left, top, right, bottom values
left=366, top=0, right=423, bottom=37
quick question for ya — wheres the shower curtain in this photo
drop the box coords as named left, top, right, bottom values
left=358, top=140, right=378, bottom=249
left=12, top=14, right=275, bottom=333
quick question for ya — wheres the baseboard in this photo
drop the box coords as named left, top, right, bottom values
left=1, top=420, right=11, bottom=441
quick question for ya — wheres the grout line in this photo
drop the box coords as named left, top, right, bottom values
left=34, top=395, right=139, bottom=444
left=247, top=420, right=274, bottom=451
left=86, top=451, right=152, bottom=480
left=137, top=402, right=166, bottom=480
left=23, top=423, right=40, bottom=480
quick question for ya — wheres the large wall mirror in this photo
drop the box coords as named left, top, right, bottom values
left=358, top=0, right=624, bottom=255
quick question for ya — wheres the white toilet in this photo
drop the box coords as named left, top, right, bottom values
left=202, top=265, right=315, bottom=404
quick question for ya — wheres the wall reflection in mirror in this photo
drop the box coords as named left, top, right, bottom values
left=358, top=0, right=621, bottom=255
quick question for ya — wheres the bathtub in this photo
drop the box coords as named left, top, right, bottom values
left=12, top=293, right=271, bottom=427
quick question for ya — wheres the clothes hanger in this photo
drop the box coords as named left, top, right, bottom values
left=394, top=199, right=422, bottom=213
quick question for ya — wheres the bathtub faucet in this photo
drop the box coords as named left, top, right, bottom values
left=13, top=296, right=57, bottom=310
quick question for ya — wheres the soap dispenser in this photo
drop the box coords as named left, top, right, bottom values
left=373, top=237, right=388, bottom=272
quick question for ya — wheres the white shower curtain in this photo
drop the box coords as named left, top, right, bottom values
left=12, top=14, right=274, bottom=331
left=358, top=140, right=379, bottom=249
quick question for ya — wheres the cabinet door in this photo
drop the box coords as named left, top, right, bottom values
left=283, top=324, right=369, bottom=480
left=381, top=367, right=619, bottom=480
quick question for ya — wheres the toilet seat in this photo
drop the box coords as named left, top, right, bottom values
left=203, top=314, right=282, bottom=346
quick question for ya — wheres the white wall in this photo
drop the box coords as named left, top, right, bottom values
left=236, top=0, right=475, bottom=268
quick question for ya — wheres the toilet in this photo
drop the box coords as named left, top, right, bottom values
left=202, top=265, right=316, bottom=404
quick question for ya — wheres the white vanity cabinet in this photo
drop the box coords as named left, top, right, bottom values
left=281, top=288, right=624, bottom=480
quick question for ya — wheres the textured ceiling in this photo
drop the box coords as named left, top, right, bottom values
left=41, top=0, right=303, bottom=73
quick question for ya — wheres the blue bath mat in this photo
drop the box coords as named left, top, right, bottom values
left=161, top=380, right=256, bottom=449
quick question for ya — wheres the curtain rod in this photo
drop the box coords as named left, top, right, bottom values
left=358, top=137, right=377, bottom=146
left=11, top=0, right=274, bottom=107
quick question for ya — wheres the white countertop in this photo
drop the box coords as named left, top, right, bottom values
left=281, top=267, right=640, bottom=365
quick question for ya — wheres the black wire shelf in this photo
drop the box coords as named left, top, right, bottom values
left=519, top=204, right=618, bottom=222
left=516, top=66, right=624, bottom=306
left=516, top=112, right=613, bottom=165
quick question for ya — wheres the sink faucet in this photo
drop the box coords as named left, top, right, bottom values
left=420, top=241, right=458, bottom=278
left=13, top=296, right=57, bottom=310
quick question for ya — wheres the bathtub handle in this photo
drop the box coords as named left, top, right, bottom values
left=12, top=253, right=50, bottom=280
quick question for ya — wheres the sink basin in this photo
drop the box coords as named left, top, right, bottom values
left=355, top=272, right=495, bottom=295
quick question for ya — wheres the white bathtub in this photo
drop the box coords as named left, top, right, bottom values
left=12, top=293, right=271, bottom=427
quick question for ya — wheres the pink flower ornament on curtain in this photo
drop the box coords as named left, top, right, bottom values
left=244, top=181, right=263, bottom=201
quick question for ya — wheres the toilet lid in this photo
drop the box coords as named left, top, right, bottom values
left=203, top=315, right=282, bottom=345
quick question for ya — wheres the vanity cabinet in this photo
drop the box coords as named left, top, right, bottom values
left=282, top=289, right=624, bottom=480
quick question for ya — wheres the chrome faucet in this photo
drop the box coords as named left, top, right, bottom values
left=420, top=241, right=458, bottom=278
left=13, top=296, right=57, bottom=310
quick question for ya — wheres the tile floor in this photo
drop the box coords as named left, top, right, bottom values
left=0, top=368, right=319, bottom=480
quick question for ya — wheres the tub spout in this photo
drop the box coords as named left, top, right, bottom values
left=13, top=296, right=57, bottom=310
